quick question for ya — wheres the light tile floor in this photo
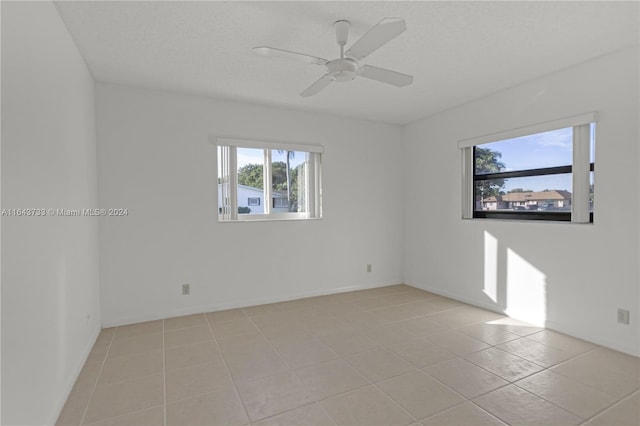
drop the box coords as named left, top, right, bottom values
left=57, top=285, right=640, bottom=426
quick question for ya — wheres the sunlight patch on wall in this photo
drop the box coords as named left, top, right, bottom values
left=505, top=248, right=547, bottom=326
left=483, top=231, right=498, bottom=303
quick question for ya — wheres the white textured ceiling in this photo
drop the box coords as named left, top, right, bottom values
left=55, top=1, right=639, bottom=125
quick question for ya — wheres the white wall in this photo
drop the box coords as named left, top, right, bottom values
left=96, top=83, right=404, bottom=326
left=1, top=2, right=101, bottom=425
left=403, top=47, right=640, bottom=356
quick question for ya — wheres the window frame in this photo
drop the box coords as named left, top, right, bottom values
left=459, top=112, right=597, bottom=223
left=216, top=137, right=323, bottom=222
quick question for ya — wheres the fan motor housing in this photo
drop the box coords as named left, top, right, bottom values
left=327, top=58, right=358, bottom=82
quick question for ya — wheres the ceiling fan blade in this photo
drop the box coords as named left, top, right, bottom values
left=300, top=74, right=333, bottom=97
left=345, top=18, right=406, bottom=60
left=359, top=65, right=413, bottom=87
left=252, top=46, right=328, bottom=66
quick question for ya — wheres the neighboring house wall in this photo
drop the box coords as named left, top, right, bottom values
left=481, top=191, right=572, bottom=210
left=216, top=184, right=288, bottom=214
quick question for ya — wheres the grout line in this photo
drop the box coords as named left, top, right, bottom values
left=204, top=312, right=253, bottom=423
left=79, top=329, right=116, bottom=425
left=248, top=316, right=295, bottom=371
left=315, top=402, right=339, bottom=426
left=579, top=389, right=640, bottom=424
left=162, top=319, right=167, bottom=426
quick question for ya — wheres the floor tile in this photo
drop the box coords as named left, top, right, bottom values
left=426, top=331, right=490, bottom=356
left=464, top=347, right=544, bottom=382
left=91, top=327, right=116, bottom=356
left=496, top=337, right=574, bottom=368
left=164, top=313, right=207, bottom=331
left=166, top=361, right=235, bottom=403
left=224, top=349, right=289, bottom=382
left=216, top=332, right=271, bottom=355
left=97, top=350, right=163, bottom=386
left=550, top=347, right=640, bottom=398
left=83, top=374, right=164, bottom=424
left=56, top=382, right=94, bottom=426
left=363, top=323, right=418, bottom=346
left=388, top=338, right=456, bottom=368
left=75, top=353, right=105, bottom=387
left=166, top=389, right=249, bottom=426
left=295, top=359, right=369, bottom=400
left=516, top=369, right=617, bottom=419
left=252, top=403, right=336, bottom=426
left=483, top=318, right=543, bottom=336
left=331, top=310, right=385, bottom=328
left=526, top=329, right=597, bottom=355
left=395, top=317, right=449, bottom=338
left=382, top=292, right=422, bottom=306
left=420, top=401, right=506, bottom=426
left=206, top=308, right=247, bottom=324
left=108, top=332, right=163, bottom=358
left=369, top=305, right=418, bottom=322
left=424, top=358, right=508, bottom=398
left=473, top=385, right=583, bottom=425
left=114, top=321, right=162, bottom=340
left=321, top=385, right=415, bottom=426
left=345, top=348, right=416, bottom=382
left=424, top=297, right=466, bottom=312
left=164, top=340, right=224, bottom=371
left=428, top=306, right=505, bottom=329
left=242, top=304, right=271, bottom=316
left=320, top=330, right=380, bottom=356
left=457, top=323, right=520, bottom=346
left=401, top=300, right=445, bottom=317
left=211, top=317, right=261, bottom=340
left=260, top=323, right=315, bottom=346
left=377, top=371, right=465, bottom=421
left=352, top=296, right=396, bottom=311
left=583, top=391, right=640, bottom=426
left=164, top=325, right=213, bottom=348
left=85, top=406, right=164, bottom=425
left=275, top=337, right=339, bottom=369
left=236, top=370, right=317, bottom=421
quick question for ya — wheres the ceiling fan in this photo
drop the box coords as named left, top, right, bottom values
left=253, top=18, right=413, bottom=97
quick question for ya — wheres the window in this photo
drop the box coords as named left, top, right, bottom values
left=459, top=113, right=596, bottom=222
left=272, top=197, right=288, bottom=208
left=217, top=138, right=322, bottom=221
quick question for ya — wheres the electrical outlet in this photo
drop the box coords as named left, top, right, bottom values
left=617, top=308, right=629, bottom=325
left=182, top=283, right=190, bottom=296
left=367, top=264, right=372, bottom=273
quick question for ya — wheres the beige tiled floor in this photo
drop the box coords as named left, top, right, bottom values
left=57, top=285, right=640, bottom=426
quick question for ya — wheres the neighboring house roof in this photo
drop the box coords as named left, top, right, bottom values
left=237, top=184, right=263, bottom=194
left=222, top=184, right=288, bottom=198
left=484, top=190, right=571, bottom=202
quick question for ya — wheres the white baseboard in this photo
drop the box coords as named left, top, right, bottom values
left=48, top=326, right=101, bottom=425
left=407, top=280, right=639, bottom=357
left=102, top=280, right=403, bottom=328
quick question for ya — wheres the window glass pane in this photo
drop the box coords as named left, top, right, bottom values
left=475, top=173, right=572, bottom=212
left=217, top=146, right=224, bottom=215
left=236, top=147, right=264, bottom=215
left=590, top=123, right=596, bottom=163
left=271, top=150, right=307, bottom=213
left=475, top=127, right=573, bottom=175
